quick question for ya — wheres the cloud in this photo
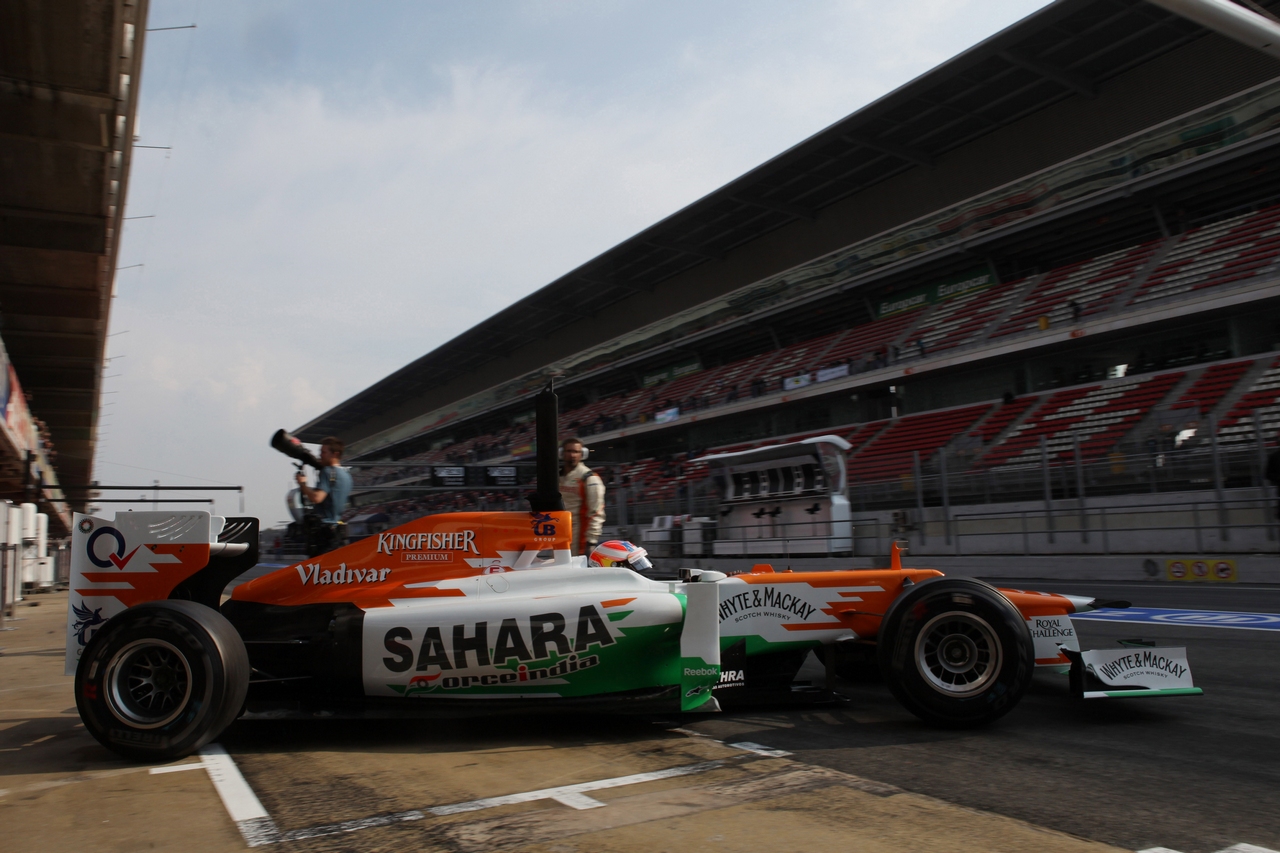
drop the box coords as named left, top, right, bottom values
left=103, top=0, right=1049, bottom=524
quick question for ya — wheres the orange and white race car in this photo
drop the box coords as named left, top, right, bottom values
left=64, top=391, right=1200, bottom=762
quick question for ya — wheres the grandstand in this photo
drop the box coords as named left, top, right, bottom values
left=298, top=0, right=1280, bottom=555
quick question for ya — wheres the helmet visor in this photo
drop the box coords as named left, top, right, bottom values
left=626, top=553, right=653, bottom=573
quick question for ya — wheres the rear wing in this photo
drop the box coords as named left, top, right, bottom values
left=64, top=511, right=258, bottom=674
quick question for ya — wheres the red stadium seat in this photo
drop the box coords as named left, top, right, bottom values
left=1130, top=205, right=1280, bottom=305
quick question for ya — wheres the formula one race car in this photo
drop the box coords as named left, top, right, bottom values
left=64, top=389, right=1200, bottom=761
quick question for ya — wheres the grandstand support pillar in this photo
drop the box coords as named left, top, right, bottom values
left=617, top=487, right=630, bottom=530
left=912, top=451, right=927, bottom=545
left=939, top=452, right=952, bottom=549
left=1210, top=413, right=1228, bottom=541
left=1152, top=203, right=1170, bottom=239
left=1253, top=418, right=1276, bottom=541
left=1073, top=433, right=1088, bottom=544
left=1041, top=436, right=1055, bottom=545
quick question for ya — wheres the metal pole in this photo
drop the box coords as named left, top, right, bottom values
left=1253, top=417, right=1276, bottom=542
left=1100, top=507, right=1110, bottom=555
left=939, top=451, right=952, bottom=547
left=912, top=450, right=926, bottom=545
left=1073, top=433, right=1088, bottom=544
left=3, top=545, right=13, bottom=620
left=1041, top=436, right=1055, bottom=544
left=1210, top=413, right=1228, bottom=541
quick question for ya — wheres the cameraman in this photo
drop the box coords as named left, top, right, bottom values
left=296, top=436, right=352, bottom=555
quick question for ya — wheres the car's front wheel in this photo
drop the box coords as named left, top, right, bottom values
left=878, top=578, right=1033, bottom=727
left=75, top=600, right=249, bottom=762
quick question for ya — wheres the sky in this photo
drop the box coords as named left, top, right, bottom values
left=100, top=0, right=1051, bottom=528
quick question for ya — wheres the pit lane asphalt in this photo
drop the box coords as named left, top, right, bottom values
left=4, top=581, right=1276, bottom=852
left=220, top=572, right=1280, bottom=851
left=223, top=568, right=1279, bottom=851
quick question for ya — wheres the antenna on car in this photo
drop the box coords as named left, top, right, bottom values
left=527, top=379, right=566, bottom=513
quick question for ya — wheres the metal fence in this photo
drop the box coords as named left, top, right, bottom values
left=942, top=495, right=1277, bottom=556
left=630, top=492, right=1279, bottom=559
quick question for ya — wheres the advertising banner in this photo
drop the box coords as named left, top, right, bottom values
left=816, top=363, right=850, bottom=383
left=1165, top=558, right=1237, bottom=582
left=643, top=357, right=702, bottom=388
left=875, top=267, right=995, bottom=318
left=783, top=373, right=813, bottom=391
left=485, top=466, right=519, bottom=486
left=654, top=406, right=681, bottom=424
left=876, top=290, right=931, bottom=318
left=433, top=466, right=466, bottom=487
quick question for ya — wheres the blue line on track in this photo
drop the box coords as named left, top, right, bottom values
left=1074, top=607, right=1280, bottom=631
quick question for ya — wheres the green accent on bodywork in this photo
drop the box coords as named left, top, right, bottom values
left=725, top=634, right=822, bottom=657
left=1094, top=687, right=1204, bottom=699
left=607, top=610, right=632, bottom=622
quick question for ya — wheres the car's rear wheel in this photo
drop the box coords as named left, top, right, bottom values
left=76, top=600, right=249, bottom=762
left=878, top=578, right=1033, bottom=727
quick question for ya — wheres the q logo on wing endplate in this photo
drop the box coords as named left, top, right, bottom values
left=86, top=527, right=136, bottom=569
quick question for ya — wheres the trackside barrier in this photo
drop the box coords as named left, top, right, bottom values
left=945, top=495, right=1278, bottom=556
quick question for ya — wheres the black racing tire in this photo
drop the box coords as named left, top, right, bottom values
left=75, top=600, right=249, bottom=762
left=877, top=577, right=1033, bottom=728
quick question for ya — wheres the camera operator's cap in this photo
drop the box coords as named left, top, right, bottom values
left=589, top=540, right=652, bottom=572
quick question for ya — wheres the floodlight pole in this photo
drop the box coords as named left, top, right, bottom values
left=1041, top=436, right=1055, bottom=545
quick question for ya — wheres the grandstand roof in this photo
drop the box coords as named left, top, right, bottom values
left=301, top=0, right=1280, bottom=446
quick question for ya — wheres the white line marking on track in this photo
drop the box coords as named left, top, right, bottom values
left=198, top=744, right=282, bottom=847
left=729, top=741, right=792, bottom=757
left=1136, top=840, right=1274, bottom=845
left=187, top=743, right=745, bottom=846
left=148, top=762, right=205, bottom=774
left=427, top=759, right=727, bottom=815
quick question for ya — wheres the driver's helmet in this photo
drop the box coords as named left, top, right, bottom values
left=589, top=540, right=652, bottom=573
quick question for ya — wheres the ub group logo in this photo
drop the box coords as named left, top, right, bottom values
left=530, top=512, right=557, bottom=537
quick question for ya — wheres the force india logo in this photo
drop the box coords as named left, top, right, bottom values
left=376, top=531, right=479, bottom=555
left=384, top=606, right=614, bottom=693
left=718, top=587, right=817, bottom=624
